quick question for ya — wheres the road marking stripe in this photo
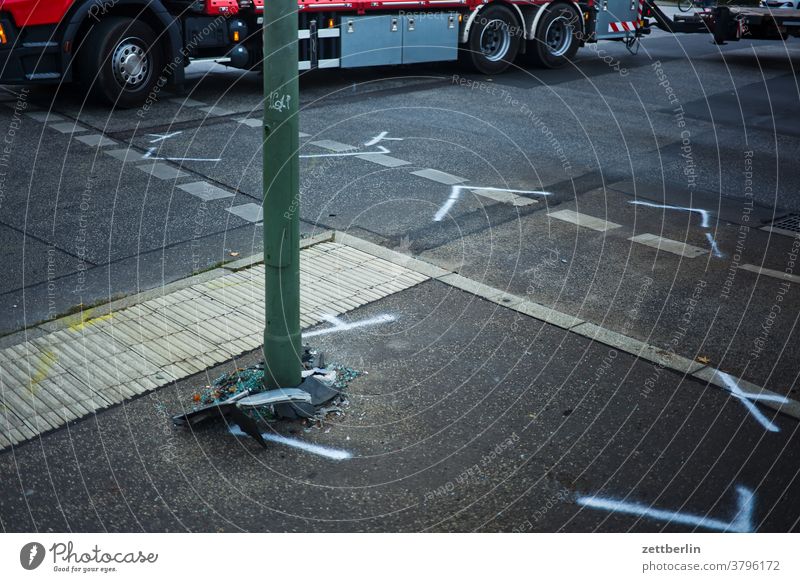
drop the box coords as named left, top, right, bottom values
left=411, top=168, right=467, bottom=185
left=25, top=112, right=64, bottom=122
left=226, top=203, right=263, bottom=223
left=739, top=264, right=800, bottom=284
left=136, top=162, right=190, bottom=181
left=356, top=153, right=410, bottom=167
left=178, top=181, right=235, bottom=201
left=548, top=209, right=621, bottom=231
left=309, top=140, right=357, bottom=152
left=48, top=122, right=87, bottom=134
left=629, top=233, right=706, bottom=258
left=472, top=188, right=538, bottom=207
left=198, top=105, right=235, bottom=117
left=104, top=148, right=144, bottom=163
left=236, top=118, right=262, bottom=127
left=74, top=134, right=117, bottom=148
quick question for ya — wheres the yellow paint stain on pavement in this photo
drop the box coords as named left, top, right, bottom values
left=28, top=350, right=58, bottom=394
left=68, top=312, right=114, bottom=332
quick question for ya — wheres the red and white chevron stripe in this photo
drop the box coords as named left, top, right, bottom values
left=608, top=21, right=638, bottom=32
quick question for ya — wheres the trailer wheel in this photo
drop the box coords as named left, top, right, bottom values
left=79, top=17, right=164, bottom=108
left=526, top=4, right=580, bottom=69
left=462, top=5, right=522, bottom=75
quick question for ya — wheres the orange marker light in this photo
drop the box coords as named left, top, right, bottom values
left=328, top=18, right=335, bottom=28
left=233, top=30, right=240, bottom=42
left=0, top=24, right=7, bottom=45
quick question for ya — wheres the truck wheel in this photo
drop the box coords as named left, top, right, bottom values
left=79, top=17, right=164, bottom=108
left=462, top=5, right=522, bottom=75
left=526, top=4, right=580, bottom=69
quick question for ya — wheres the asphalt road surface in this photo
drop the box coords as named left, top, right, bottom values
left=1, top=24, right=799, bottom=532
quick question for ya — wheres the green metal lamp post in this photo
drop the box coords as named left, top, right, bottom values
left=262, top=0, right=302, bottom=389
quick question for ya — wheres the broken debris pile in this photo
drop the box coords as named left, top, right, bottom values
left=172, top=347, right=363, bottom=448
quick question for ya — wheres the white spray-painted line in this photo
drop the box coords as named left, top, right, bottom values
left=705, top=232, right=724, bottom=258
left=577, top=485, right=754, bottom=533
left=716, top=370, right=788, bottom=433
left=433, top=185, right=551, bottom=222
left=629, top=200, right=710, bottom=228
left=365, top=131, right=403, bottom=146
left=433, top=188, right=462, bottom=222
left=143, top=146, right=221, bottom=163
left=300, top=146, right=390, bottom=159
left=230, top=427, right=352, bottom=460
left=147, top=131, right=182, bottom=143
left=304, top=313, right=396, bottom=338
left=739, top=264, right=800, bottom=285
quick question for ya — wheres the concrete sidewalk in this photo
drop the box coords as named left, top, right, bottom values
left=0, top=232, right=427, bottom=449
left=2, top=230, right=799, bottom=452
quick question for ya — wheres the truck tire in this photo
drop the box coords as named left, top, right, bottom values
left=526, top=4, right=580, bottom=69
left=461, top=5, right=522, bottom=75
left=79, top=17, right=164, bottom=108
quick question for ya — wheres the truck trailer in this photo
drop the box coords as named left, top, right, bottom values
left=0, top=0, right=797, bottom=107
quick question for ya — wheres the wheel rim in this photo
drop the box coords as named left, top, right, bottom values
left=479, top=19, right=512, bottom=62
left=544, top=16, right=574, bottom=58
left=112, top=37, right=151, bottom=88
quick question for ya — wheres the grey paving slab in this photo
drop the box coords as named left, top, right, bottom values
left=226, top=203, right=263, bottom=223
left=411, top=168, right=467, bottom=185
left=177, top=181, right=235, bottom=201
left=356, top=153, right=410, bottom=168
left=199, top=105, right=235, bottom=117
left=309, top=140, right=356, bottom=152
left=48, top=122, right=87, bottom=134
left=136, top=162, right=190, bottom=181
left=74, top=134, right=117, bottom=148
left=104, top=148, right=145, bottom=163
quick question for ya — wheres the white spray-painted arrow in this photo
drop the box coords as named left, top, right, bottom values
left=577, top=485, right=755, bottom=532
left=433, top=185, right=552, bottom=222
left=230, top=426, right=352, bottom=460
left=628, top=200, right=711, bottom=228
left=716, top=370, right=788, bottom=433
left=147, top=131, right=182, bottom=143
left=705, top=232, right=725, bottom=258
left=303, top=313, right=396, bottom=338
left=365, top=131, right=404, bottom=146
